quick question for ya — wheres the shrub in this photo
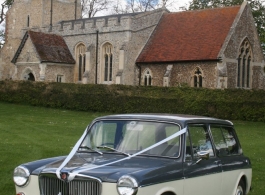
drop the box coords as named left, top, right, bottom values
left=0, top=80, right=264, bottom=121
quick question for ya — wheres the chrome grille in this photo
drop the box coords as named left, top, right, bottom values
left=39, top=174, right=101, bottom=195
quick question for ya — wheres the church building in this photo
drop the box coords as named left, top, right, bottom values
left=0, top=0, right=264, bottom=89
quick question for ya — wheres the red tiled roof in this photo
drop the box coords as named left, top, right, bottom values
left=29, top=31, right=75, bottom=64
left=136, top=6, right=241, bottom=63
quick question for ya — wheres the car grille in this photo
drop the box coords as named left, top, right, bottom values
left=39, top=174, right=101, bottom=195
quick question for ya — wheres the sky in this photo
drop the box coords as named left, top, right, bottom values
left=0, top=0, right=192, bottom=31
left=167, top=0, right=191, bottom=11
left=94, top=0, right=192, bottom=16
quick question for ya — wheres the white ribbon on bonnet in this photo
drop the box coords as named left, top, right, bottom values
left=56, top=126, right=187, bottom=180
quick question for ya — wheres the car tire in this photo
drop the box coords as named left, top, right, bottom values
left=235, top=180, right=246, bottom=195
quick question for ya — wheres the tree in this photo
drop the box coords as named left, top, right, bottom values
left=0, top=28, right=4, bottom=48
left=0, top=0, right=13, bottom=47
left=0, top=0, right=13, bottom=25
left=81, top=0, right=111, bottom=18
left=112, top=0, right=160, bottom=14
left=250, top=0, right=265, bottom=52
left=126, top=0, right=159, bottom=12
left=189, top=0, right=243, bottom=10
left=188, top=0, right=265, bottom=53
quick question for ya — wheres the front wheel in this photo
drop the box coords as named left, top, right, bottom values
left=235, top=180, right=245, bottom=195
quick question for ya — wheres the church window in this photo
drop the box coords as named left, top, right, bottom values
left=102, top=43, right=113, bottom=83
left=199, top=75, right=202, bottom=87
left=237, top=39, right=252, bottom=88
left=237, top=58, right=241, bottom=87
left=193, top=67, right=203, bottom=87
left=242, top=55, right=246, bottom=87
left=75, top=43, right=86, bottom=82
left=57, top=75, right=64, bottom=83
left=144, top=69, right=152, bottom=86
left=79, top=55, right=82, bottom=81
left=83, top=55, right=86, bottom=73
left=247, top=56, right=251, bottom=88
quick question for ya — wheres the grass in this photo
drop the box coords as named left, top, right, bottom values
left=232, top=120, right=265, bottom=194
left=0, top=102, right=264, bottom=195
left=0, top=102, right=107, bottom=195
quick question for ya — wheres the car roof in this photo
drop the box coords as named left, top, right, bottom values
left=93, top=114, right=233, bottom=127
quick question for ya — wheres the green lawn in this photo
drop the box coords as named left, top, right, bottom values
left=0, top=102, right=264, bottom=195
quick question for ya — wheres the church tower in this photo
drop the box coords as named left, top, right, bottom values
left=0, top=0, right=81, bottom=80
left=6, top=0, right=81, bottom=43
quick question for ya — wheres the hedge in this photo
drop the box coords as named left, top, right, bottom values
left=0, top=80, right=265, bottom=122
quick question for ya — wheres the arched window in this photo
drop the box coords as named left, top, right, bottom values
left=102, top=43, right=113, bottom=83
left=237, top=39, right=252, bottom=88
left=75, top=43, right=86, bottom=82
left=143, top=69, right=152, bottom=86
left=193, top=67, right=203, bottom=87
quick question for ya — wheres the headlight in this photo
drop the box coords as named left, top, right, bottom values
left=13, top=166, right=30, bottom=187
left=117, top=175, right=138, bottom=195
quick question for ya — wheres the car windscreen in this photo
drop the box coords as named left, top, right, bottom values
left=80, top=120, right=181, bottom=158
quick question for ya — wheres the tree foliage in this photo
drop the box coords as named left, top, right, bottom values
left=188, top=0, right=265, bottom=53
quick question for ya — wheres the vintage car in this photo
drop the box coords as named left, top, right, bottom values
left=14, top=114, right=252, bottom=195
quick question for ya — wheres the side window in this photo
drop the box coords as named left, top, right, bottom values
left=188, top=124, right=214, bottom=157
left=210, top=125, right=239, bottom=156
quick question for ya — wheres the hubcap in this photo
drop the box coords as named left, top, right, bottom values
left=236, top=185, right=243, bottom=195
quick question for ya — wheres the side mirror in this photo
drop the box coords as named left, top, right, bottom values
left=196, top=151, right=210, bottom=164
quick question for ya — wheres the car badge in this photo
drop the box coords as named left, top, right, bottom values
left=60, top=172, right=68, bottom=181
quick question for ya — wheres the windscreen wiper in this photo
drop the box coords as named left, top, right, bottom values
left=97, top=145, right=130, bottom=156
left=78, top=146, right=103, bottom=155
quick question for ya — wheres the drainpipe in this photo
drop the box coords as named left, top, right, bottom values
left=75, top=0, right=77, bottom=20
left=49, top=0, right=53, bottom=31
left=95, top=30, right=99, bottom=84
